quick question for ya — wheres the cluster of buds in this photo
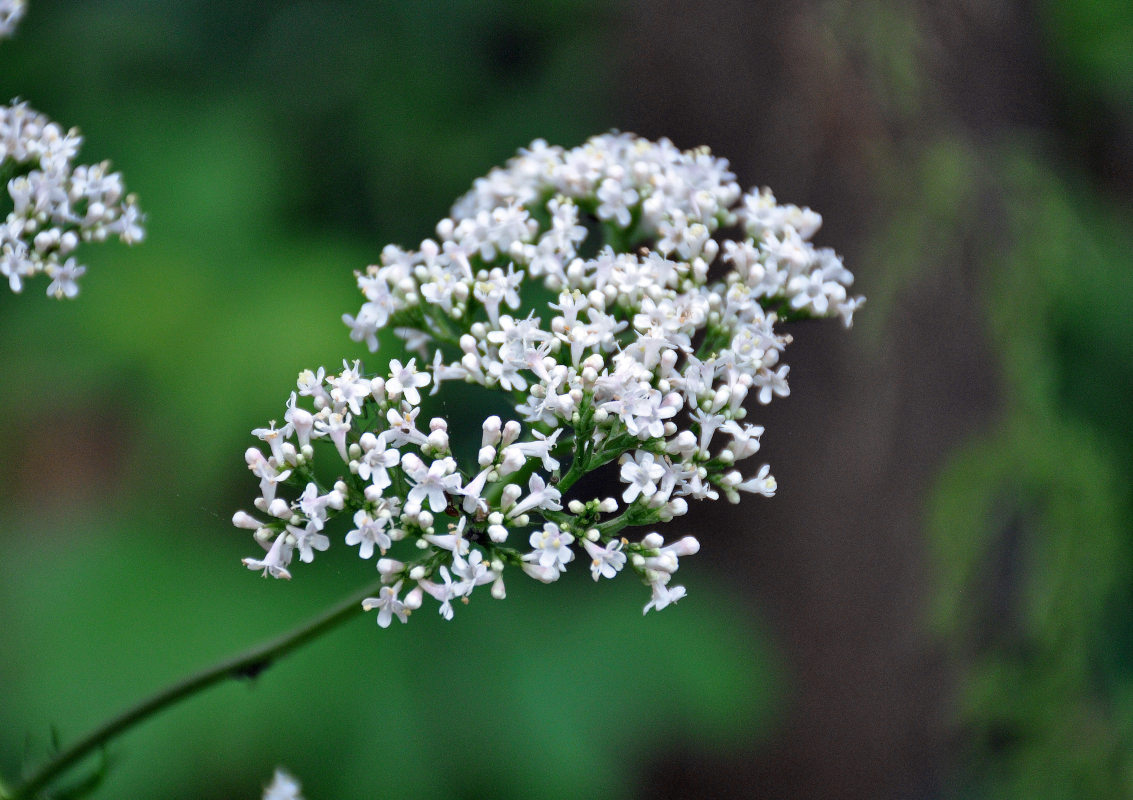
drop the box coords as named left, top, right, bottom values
left=236, top=132, right=862, bottom=622
left=1, top=100, right=144, bottom=298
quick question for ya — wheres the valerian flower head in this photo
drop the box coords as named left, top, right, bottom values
left=237, top=132, right=863, bottom=620
left=1, top=100, right=144, bottom=299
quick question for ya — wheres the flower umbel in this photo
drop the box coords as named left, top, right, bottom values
left=1, top=100, right=144, bottom=298
left=236, top=132, right=863, bottom=619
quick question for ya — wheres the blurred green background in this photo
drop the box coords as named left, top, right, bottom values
left=1, top=1, right=1132, bottom=798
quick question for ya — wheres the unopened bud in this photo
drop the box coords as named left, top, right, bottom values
left=232, top=511, right=261, bottom=529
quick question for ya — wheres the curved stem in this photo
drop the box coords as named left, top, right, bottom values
left=10, top=579, right=384, bottom=800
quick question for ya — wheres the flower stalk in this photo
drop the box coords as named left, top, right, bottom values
left=7, top=579, right=383, bottom=800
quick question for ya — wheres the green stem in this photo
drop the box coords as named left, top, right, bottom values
left=596, top=502, right=658, bottom=537
left=555, top=437, right=591, bottom=495
left=9, top=579, right=384, bottom=800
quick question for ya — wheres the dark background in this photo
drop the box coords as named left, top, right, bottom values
left=2, top=1, right=1131, bottom=797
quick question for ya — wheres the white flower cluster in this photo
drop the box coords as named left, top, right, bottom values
left=0, top=0, right=24, bottom=39
left=1, top=100, right=144, bottom=298
left=237, top=132, right=862, bottom=622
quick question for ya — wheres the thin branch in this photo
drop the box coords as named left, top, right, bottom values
left=10, top=579, right=384, bottom=800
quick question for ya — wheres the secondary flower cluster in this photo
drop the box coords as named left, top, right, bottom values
left=0, top=0, right=24, bottom=38
left=237, top=132, right=862, bottom=622
left=1, top=100, right=144, bottom=298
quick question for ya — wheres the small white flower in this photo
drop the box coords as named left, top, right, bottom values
left=294, top=482, right=342, bottom=531
left=385, top=405, right=429, bottom=447
left=262, top=767, right=305, bottom=800
left=289, top=522, right=330, bottom=564
left=44, top=257, right=85, bottom=299
left=423, top=516, right=471, bottom=557
left=362, top=580, right=409, bottom=627
left=507, top=472, right=562, bottom=518
left=245, top=448, right=292, bottom=504
left=619, top=450, right=666, bottom=504
left=419, top=565, right=459, bottom=620
left=343, top=304, right=383, bottom=352
left=720, top=420, right=764, bottom=460
left=401, top=453, right=462, bottom=513
left=346, top=508, right=393, bottom=558
left=505, top=428, right=562, bottom=472
left=643, top=580, right=687, bottom=614
left=596, top=176, right=638, bottom=228
left=329, top=360, right=371, bottom=415
left=283, top=393, right=315, bottom=448
left=242, top=533, right=293, bottom=580
left=527, top=522, right=575, bottom=572
left=582, top=537, right=626, bottom=580
left=313, top=411, right=352, bottom=462
left=356, top=431, right=400, bottom=490
left=754, top=364, right=790, bottom=405
left=451, top=548, right=495, bottom=595
left=386, top=358, right=431, bottom=405
left=737, top=464, right=777, bottom=498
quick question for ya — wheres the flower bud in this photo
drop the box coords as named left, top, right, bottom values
left=427, top=429, right=450, bottom=453
left=521, top=562, right=559, bottom=583
left=481, top=418, right=502, bottom=450
left=377, top=558, right=404, bottom=577
left=501, top=420, right=522, bottom=446
left=232, top=511, right=261, bottom=529
left=499, top=446, right=525, bottom=476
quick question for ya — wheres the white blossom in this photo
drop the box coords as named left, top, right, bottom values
left=262, top=768, right=305, bottom=800
left=385, top=358, right=430, bottom=405
left=619, top=450, right=666, bottom=504
left=346, top=508, right=394, bottom=558
left=401, top=453, right=462, bottom=513
left=236, top=132, right=861, bottom=622
left=362, top=581, right=409, bottom=627
left=643, top=580, right=687, bottom=615
left=242, top=533, right=293, bottom=580
left=583, top=537, right=626, bottom=580
left=526, top=522, right=574, bottom=573
left=0, top=101, right=143, bottom=299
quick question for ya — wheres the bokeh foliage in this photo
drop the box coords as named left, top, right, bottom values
left=930, top=150, right=1133, bottom=796
left=845, top=0, right=1133, bottom=794
left=3, top=0, right=1133, bottom=797
left=0, top=2, right=778, bottom=798
left=923, top=4, right=1133, bottom=795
